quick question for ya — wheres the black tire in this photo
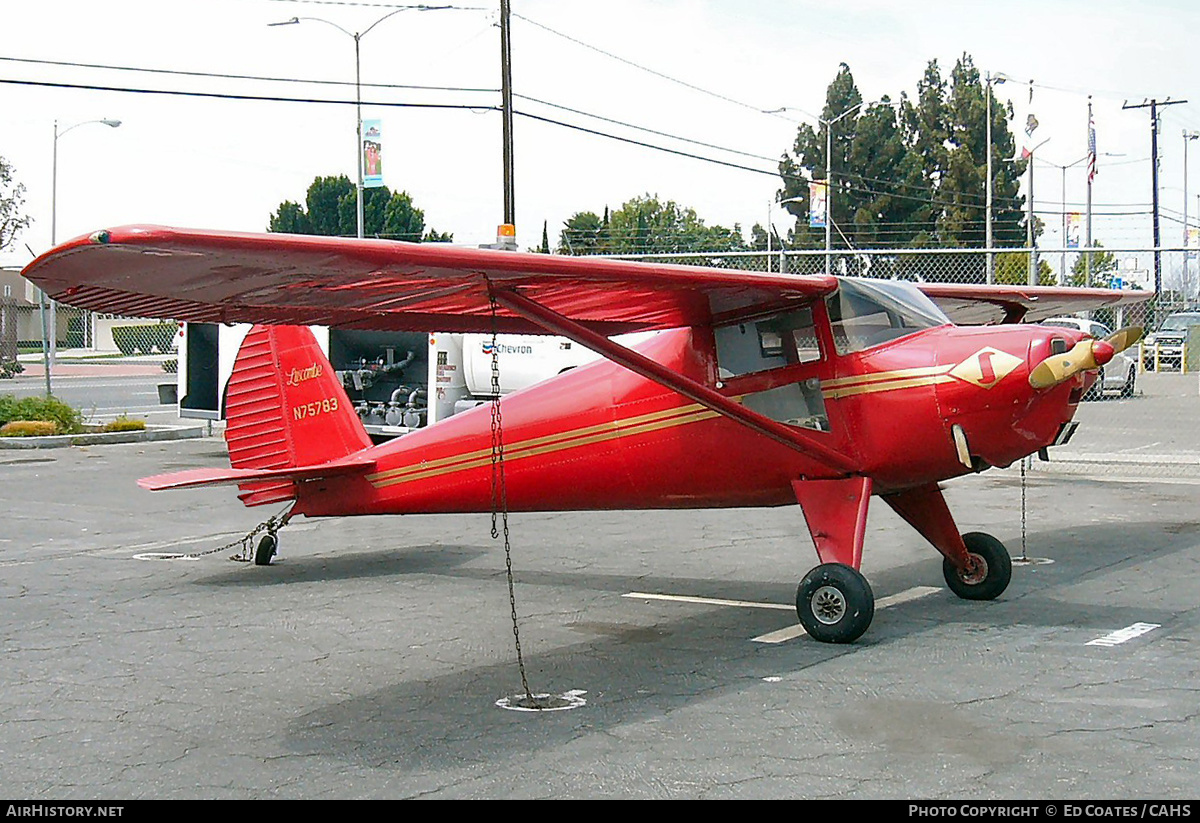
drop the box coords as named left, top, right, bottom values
left=796, top=563, right=875, bottom=644
left=254, top=534, right=278, bottom=566
left=1083, top=367, right=1104, bottom=401
left=943, top=532, right=1011, bottom=601
left=1120, top=365, right=1136, bottom=398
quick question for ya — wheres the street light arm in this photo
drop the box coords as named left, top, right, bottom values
left=360, top=7, right=411, bottom=38
left=271, top=15, right=356, bottom=39
left=56, top=118, right=122, bottom=139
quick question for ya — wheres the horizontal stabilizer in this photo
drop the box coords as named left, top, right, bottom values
left=138, top=456, right=376, bottom=492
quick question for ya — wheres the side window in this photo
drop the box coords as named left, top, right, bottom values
left=714, top=306, right=822, bottom=378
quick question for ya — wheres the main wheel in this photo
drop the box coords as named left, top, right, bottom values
left=1120, top=365, right=1136, bottom=398
left=796, top=563, right=875, bottom=644
left=254, top=533, right=278, bottom=566
left=943, top=532, right=1011, bottom=601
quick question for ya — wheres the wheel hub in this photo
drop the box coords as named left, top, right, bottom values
left=959, top=552, right=988, bottom=585
left=811, top=585, right=847, bottom=624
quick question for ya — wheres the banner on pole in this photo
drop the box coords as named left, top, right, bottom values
left=362, top=119, right=383, bottom=188
left=1066, top=213, right=1082, bottom=248
left=808, top=181, right=827, bottom=228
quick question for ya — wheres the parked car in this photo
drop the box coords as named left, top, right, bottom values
left=1040, top=317, right=1137, bottom=400
left=1141, top=311, right=1200, bottom=371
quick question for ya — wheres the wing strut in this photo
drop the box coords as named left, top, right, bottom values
left=491, top=287, right=856, bottom=474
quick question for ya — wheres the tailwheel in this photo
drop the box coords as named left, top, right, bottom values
left=254, top=533, right=278, bottom=566
left=943, top=532, right=1011, bottom=600
left=796, top=563, right=875, bottom=644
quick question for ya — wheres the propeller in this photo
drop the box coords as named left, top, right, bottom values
left=1028, top=325, right=1142, bottom=390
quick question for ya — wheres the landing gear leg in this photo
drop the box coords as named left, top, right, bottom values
left=883, top=484, right=1012, bottom=601
left=792, top=477, right=876, bottom=643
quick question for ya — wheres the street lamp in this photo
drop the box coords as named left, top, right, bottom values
left=1184, top=131, right=1199, bottom=247
left=1037, top=154, right=1089, bottom=285
left=984, top=71, right=1009, bottom=284
left=45, top=117, right=121, bottom=390
left=821, top=103, right=863, bottom=275
left=271, top=6, right=450, bottom=240
left=1183, top=131, right=1199, bottom=301
left=763, top=103, right=863, bottom=274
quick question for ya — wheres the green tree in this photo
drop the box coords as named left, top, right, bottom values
left=1, top=156, right=33, bottom=254
left=268, top=175, right=452, bottom=242
left=994, top=251, right=1054, bottom=285
left=777, top=55, right=1028, bottom=264
left=1069, top=243, right=1121, bottom=288
left=559, top=196, right=744, bottom=255
left=558, top=211, right=605, bottom=254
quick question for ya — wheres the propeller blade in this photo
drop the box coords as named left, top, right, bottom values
left=1029, top=339, right=1103, bottom=389
left=1104, top=325, right=1143, bottom=355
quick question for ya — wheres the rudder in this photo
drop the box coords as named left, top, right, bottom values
left=225, top=325, right=371, bottom=505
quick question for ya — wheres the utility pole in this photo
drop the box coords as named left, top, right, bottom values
left=1123, top=98, right=1186, bottom=299
left=500, top=0, right=515, bottom=232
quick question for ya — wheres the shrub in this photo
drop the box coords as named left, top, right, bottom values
left=0, top=394, right=85, bottom=434
left=0, top=361, right=23, bottom=379
left=100, top=416, right=146, bottom=433
left=1, top=420, right=59, bottom=437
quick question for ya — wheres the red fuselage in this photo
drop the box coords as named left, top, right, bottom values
left=292, top=322, right=1087, bottom=518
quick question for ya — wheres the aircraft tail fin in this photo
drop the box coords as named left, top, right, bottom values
left=222, top=325, right=372, bottom=506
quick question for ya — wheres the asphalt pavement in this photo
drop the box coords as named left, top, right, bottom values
left=1, top=431, right=1199, bottom=799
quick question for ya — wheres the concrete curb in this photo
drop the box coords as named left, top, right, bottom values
left=0, top=425, right=206, bottom=449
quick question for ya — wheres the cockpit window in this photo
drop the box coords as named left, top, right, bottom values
left=826, top=278, right=950, bottom=355
left=714, top=305, right=822, bottom=379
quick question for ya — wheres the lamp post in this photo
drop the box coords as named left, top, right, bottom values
left=271, top=6, right=450, bottom=239
left=984, top=71, right=1009, bottom=284
left=764, top=102, right=866, bottom=273
left=1184, top=131, right=1199, bottom=246
left=45, top=117, right=121, bottom=391
left=823, top=103, right=863, bottom=275
left=1037, top=154, right=1088, bottom=285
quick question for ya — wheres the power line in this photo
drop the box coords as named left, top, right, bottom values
left=0, top=77, right=498, bottom=111
left=0, top=55, right=497, bottom=95
left=512, top=12, right=776, bottom=118
left=514, top=93, right=779, bottom=162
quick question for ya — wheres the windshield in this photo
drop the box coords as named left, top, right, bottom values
left=1160, top=314, right=1200, bottom=331
left=826, top=278, right=950, bottom=355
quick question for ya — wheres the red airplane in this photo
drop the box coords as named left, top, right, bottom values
left=23, top=226, right=1150, bottom=643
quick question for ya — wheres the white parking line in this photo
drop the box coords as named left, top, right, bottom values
left=1086, top=622, right=1161, bottom=647
left=623, top=592, right=792, bottom=611
left=622, top=585, right=942, bottom=643
left=752, top=586, right=941, bottom=644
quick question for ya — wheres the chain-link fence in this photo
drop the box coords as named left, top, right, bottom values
left=0, top=298, right=179, bottom=386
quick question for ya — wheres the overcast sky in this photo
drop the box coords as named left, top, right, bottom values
left=4, top=0, right=1200, bottom=270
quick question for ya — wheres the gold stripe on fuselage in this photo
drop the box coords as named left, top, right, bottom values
left=823, top=373, right=955, bottom=399
left=367, top=403, right=720, bottom=489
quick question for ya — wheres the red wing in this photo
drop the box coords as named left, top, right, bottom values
left=22, top=226, right=838, bottom=334
left=919, top=282, right=1151, bottom=325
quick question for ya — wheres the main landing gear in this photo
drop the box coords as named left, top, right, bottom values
left=796, top=563, right=875, bottom=643
left=792, top=479, right=1014, bottom=644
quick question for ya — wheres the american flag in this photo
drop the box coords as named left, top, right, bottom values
left=1087, top=114, right=1098, bottom=183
